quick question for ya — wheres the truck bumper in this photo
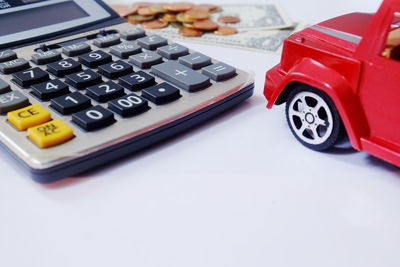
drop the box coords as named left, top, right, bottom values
left=264, top=64, right=287, bottom=109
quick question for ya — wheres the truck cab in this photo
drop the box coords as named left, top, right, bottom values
left=264, top=0, right=400, bottom=167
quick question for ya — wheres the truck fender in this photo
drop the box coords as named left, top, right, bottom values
left=272, top=58, right=368, bottom=150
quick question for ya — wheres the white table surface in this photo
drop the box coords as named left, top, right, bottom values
left=2, top=1, right=398, bottom=267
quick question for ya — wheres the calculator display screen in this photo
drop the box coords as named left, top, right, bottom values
left=0, top=0, right=114, bottom=49
left=0, top=2, right=89, bottom=35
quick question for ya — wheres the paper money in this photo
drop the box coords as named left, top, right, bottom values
left=211, top=4, right=293, bottom=31
left=149, top=22, right=308, bottom=55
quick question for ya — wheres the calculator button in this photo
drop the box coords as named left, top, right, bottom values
left=94, top=34, right=121, bottom=48
left=157, top=44, right=189, bottom=59
left=202, top=63, right=237, bottom=81
left=86, top=81, right=125, bottom=102
left=119, top=71, right=156, bottom=91
left=28, top=119, right=74, bottom=148
left=12, top=67, right=49, bottom=88
left=137, top=35, right=168, bottom=50
left=0, top=58, right=30, bottom=74
left=72, top=106, right=115, bottom=131
left=98, top=60, right=133, bottom=79
left=142, top=83, right=181, bottom=105
left=0, top=91, right=30, bottom=114
left=50, top=92, right=92, bottom=115
left=0, top=78, right=11, bottom=94
left=65, top=69, right=102, bottom=89
left=31, top=50, right=62, bottom=65
left=179, top=52, right=212, bottom=70
left=108, top=94, right=149, bottom=117
left=120, top=28, right=146, bottom=40
left=8, top=104, right=51, bottom=130
left=47, top=58, right=82, bottom=77
left=31, top=80, right=70, bottom=101
left=110, top=42, right=142, bottom=59
left=78, top=50, right=112, bottom=68
left=129, top=51, right=163, bottom=69
left=62, top=42, right=91, bottom=57
left=0, top=50, right=17, bottom=63
left=151, top=61, right=211, bottom=92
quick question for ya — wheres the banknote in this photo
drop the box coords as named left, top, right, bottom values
left=211, top=4, right=293, bottom=31
left=149, top=22, right=308, bottom=55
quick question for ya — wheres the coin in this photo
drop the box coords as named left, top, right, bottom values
left=163, top=2, right=193, bottom=12
left=218, top=16, right=241, bottom=24
left=142, top=19, right=169, bottom=29
left=193, top=19, right=219, bottom=31
left=127, top=15, right=155, bottom=24
left=196, top=4, right=219, bottom=12
left=160, top=13, right=177, bottom=22
left=179, top=27, right=203, bottom=37
left=150, top=4, right=166, bottom=14
left=185, top=7, right=209, bottom=20
left=138, top=7, right=158, bottom=16
left=111, top=5, right=138, bottom=17
left=214, top=26, right=238, bottom=35
left=176, top=12, right=195, bottom=23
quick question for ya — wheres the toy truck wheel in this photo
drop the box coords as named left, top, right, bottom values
left=285, top=85, right=344, bottom=151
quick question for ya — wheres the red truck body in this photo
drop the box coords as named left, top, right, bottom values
left=264, top=0, right=400, bottom=167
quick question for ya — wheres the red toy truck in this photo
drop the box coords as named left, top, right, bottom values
left=264, top=0, right=400, bottom=167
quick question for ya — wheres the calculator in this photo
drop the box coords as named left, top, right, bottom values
left=0, top=0, right=254, bottom=183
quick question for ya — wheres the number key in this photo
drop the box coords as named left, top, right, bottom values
left=13, top=67, right=49, bottom=88
left=65, top=69, right=102, bottom=89
left=86, top=81, right=125, bottom=102
left=78, top=50, right=112, bottom=68
left=119, top=71, right=156, bottom=91
left=47, top=58, right=82, bottom=77
left=31, top=80, right=70, bottom=100
left=108, top=94, right=149, bottom=117
left=50, top=92, right=92, bottom=115
left=72, top=106, right=115, bottom=131
left=98, top=60, right=133, bottom=79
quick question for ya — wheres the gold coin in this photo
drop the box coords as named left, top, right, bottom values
left=127, top=15, right=155, bottom=24
left=179, top=27, right=203, bottom=37
left=176, top=12, right=194, bottom=23
left=138, top=7, right=158, bottom=16
left=193, top=19, right=218, bottom=31
left=142, top=19, right=169, bottom=29
left=171, top=22, right=183, bottom=28
left=160, top=13, right=177, bottom=22
left=163, top=2, right=193, bottom=12
left=150, top=4, right=166, bottom=13
left=185, top=7, right=209, bottom=20
left=111, top=5, right=138, bottom=17
left=214, top=26, right=238, bottom=35
left=183, top=23, right=196, bottom=29
left=218, top=16, right=241, bottom=24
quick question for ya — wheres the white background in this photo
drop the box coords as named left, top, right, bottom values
left=1, top=0, right=398, bottom=267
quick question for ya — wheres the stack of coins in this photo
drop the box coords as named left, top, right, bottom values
left=112, top=2, right=241, bottom=37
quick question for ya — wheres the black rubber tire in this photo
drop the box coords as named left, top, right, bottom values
left=285, top=85, right=345, bottom=151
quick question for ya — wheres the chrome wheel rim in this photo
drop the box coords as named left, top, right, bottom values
left=288, top=91, right=334, bottom=145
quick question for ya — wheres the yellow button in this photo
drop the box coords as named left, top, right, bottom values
left=8, top=104, right=51, bottom=130
left=28, top=119, right=74, bottom=148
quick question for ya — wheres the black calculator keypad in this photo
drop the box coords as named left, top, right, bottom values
left=65, top=69, right=102, bottom=89
left=47, top=58, right=82, bottom=77
left=12, top=67, right=49, bottom=87
left=86, top=81, right=125, bottom=102
left=98, top=60, right=133, bottom=79
left=78, top=50, right=112, bottom=68
left=108, top=94, right=149, bottom=117
left=72, top=105, right=115, bottom=131
left=142, top=83, right=181, bottom=105
left=31, top=80, right=70, bottom=101
left=50, top=91, right=92, bottom=115
left=119, top=71, right=156, bottom=91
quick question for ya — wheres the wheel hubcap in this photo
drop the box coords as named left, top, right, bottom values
left=288, top=91, right=334, bottom=145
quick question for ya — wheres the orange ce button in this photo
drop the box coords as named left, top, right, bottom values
left=8, top=104, right=51, bottom=130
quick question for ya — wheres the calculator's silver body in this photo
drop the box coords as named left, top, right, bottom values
left=0, top=22, right=254, bottom=178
